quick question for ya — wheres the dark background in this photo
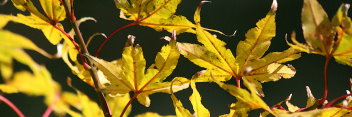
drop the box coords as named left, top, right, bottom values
left=1, top=0, right=352, bottom=116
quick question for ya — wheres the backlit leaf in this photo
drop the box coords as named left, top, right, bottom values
left=301, top=0, right=331, bottom=53
left=178, top=0, right=299, bottom=95
left=7, top=14, right=66, bottom=45
left=214, top=78, right=271, bottom=112
left=87, top=37, right=189, bottom=107
left=189, top=80, right=210, bottom=117
left=333, top=31, right=352, bottom=66
left=136, top=112, right=175, bottom=117
left=288, top=0, right=352, bottom=67
left=0, top=27, right=52, bottom=80
left=114, top=0, right=195, bottom=33
left=170, top=85, right=193, bottom=117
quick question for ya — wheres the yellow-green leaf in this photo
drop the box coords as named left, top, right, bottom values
left=189, top=80, right=210, bottom=117
left=214, top=78, right=271, bottom=112
left=301, top=0, right=332, bottom=53
left=39, top=0, right=66, bottom=21
left=114, top=0, right=195, bottom=33
left=333, top=32, right=352, bottom=66
left=87, top=37, right=187, bottom=107
left=0, top=66, right=61, bottom=105
left=236, top=5, right=276, bottom=75
left=136, top=112, right=175, bottom=117
left=170, top=89, right=193, bottom=117
left=0, top=29, right=52, bottom=79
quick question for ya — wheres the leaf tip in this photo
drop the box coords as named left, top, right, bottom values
left=306, top=86, right=314, bottom=98
left=271, top=0, right=278, bottom=12
left=126, top=35, right=136, bottom=46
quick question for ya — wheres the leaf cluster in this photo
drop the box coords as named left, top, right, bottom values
left=0, top=0, right=351, bottom=117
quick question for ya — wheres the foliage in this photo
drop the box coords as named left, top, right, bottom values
left=0, top=0, right=351, bottom=117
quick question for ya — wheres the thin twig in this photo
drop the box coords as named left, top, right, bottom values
left=61, top=0, right=111, bottom=116
left=0, top=95, right=25, bottom=117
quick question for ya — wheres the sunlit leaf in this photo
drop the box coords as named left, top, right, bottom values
left=170, top=85, right=193, bottom=117
left=39, top=0, right=66, bottom=21
left=214, top=78, right=271, bottom=112
left=219, top=102, right=250, bottom=117
left=0, top=66, right=61, bottom=106
left=7, top=14, right=66, bottom=45
left=189, top=80, right=210, bottom=117
left=273, top=107, right=350, bottom=117
left=0, top=29, right=52, bottom=80
left=333, top=31, right=352, bottom=66
left=114, top=0, right=195, bottom=33
left=178, top=0, right=299, bottom=95
left=288, top=0, right=352, bottom=67
left=87, top=37, right=189, bottom=107
left=136, top=112, right=175, bottom=117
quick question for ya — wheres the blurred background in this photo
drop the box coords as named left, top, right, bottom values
left=1, top=0, right=352, bottom=116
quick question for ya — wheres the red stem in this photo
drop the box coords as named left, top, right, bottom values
left=53, top=25, right=90, bottom=68
left=321, top=55, right=332, bottom=104
left=42, top=106, right=53, bottom=117
left=236, top=79, right=241, bottom=88
left=271, top=105, right=286, bottom=110
left=324, top=93, right=352, bottom=108
left=94, top=22, right=138, bottom=57
left=295, top=107, right=308, bottom=112
left=120, top=93, right=138, bottom=117
left=0, top=95, right=25, bottom=117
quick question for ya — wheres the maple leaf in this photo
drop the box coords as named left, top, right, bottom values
left=177, top=0, right=300, bottom=95
left=7, top=0, right=67, bottom=45
left=0, top=18, right=52, bottom=80
left=287, top=0, right=352, bottom=66
left=114, top=0, right=195, bottom=33
left=62, top=89, right=131, bottom=117
left=169, top=72, right=212, bottom=117
left=87, top=36, right=189, bottom=107
left=136, top=112, right=175, bottom=117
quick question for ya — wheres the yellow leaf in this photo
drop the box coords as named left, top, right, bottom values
left=0, top=66, right=61, bottom=105
left=0, top=29, right=52, bottom=79
left=333, top=32, right=352, bottom=66
left=39, top=0, right=66, bottom=21
left=214, top=78, right=271, bottom=112
left=273, top=107, right=350, bottom=117
left=114, top=0, right=195, bottom=33
left=8, top=14, right=66, bottom=45
left=107, top=94, right=131, bottom=117
left=0, top=15, right=10, bottom=28
left=236, top=5, right=276, bottom=75
left=62, top=91, right=103, bottom=117
left=177, top=43, right=232, bottom=81
left=170, top=87, right=193, bottom=117
left=219, top=102, right=250, bottom=117
left=189, top=80, right=210, bottom=117
left=136, top=112, right=175, bottom=117
left=87, top=38, right=188, bottom=107
left=10, top=0, right=48, bottom=21
left=179, top=0, right=298, bottom=94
